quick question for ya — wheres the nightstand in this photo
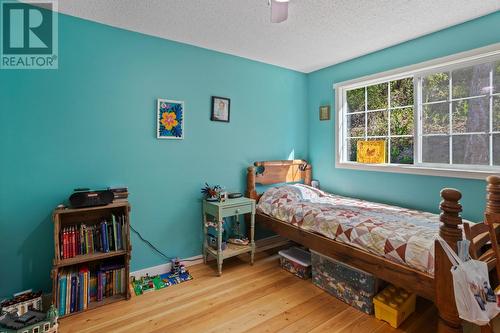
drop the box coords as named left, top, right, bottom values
left=202, top=197, right=256, bottom=276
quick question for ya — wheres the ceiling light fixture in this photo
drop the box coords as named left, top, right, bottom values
left=269, top=0, right=289, bottom=23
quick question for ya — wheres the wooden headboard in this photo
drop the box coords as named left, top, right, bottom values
left=246, top=160, right=312, bottom=201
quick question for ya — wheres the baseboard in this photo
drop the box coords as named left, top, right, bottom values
left=129, top=236, right=290, bottom=278
left=130, top=254, right=203, bottom=278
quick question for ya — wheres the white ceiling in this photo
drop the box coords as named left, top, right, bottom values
left=55, top=0, right=500, bottom=73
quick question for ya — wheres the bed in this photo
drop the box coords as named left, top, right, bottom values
left=245, top=159, right=500, bottom=333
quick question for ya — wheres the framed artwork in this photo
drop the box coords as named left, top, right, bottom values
left=319, top=105, right=330, bottom=121
left=357, top=140, right=386, bottom=164
left=211, top=96, right=230, bottom=122
left=157, top=99, right=184, bottom=139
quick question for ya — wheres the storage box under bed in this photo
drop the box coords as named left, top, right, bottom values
left=311, top=250, right=382, bottom=314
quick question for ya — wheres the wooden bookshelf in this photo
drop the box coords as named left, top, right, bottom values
left=51, top=202, right=132, bottom=318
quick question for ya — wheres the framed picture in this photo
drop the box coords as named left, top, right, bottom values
left=157, top=99, right=184, bottom=139
left=211, top=96, right=230, bottom=122
left=319, top=105, right=330, bottom=121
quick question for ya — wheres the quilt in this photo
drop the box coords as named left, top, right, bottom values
left=257, top=184, right=456, bottom=275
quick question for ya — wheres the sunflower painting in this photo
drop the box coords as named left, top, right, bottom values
left=157, top=99, right=184, bottom=139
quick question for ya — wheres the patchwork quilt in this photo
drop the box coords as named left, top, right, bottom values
left=257, top=184, right=453, bottom=275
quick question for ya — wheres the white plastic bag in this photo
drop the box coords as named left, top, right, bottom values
left=438, top=238, right=499, bottom=326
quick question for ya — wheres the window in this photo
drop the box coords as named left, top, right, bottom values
left=336, top=45, right=500, bottom=179
left=43, top=323, right=50, bottom=331
left=32, top=327, right=39, bottom=333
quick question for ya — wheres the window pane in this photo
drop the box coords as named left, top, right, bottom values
left=390, top=107, right=414, bottom=136
left=422, top=72, right=449, bottom=102
left=495, top=61, right=500, bottom=94
left=452, top=135, right=489, bottom=165
left=367, top=111, right=388, bottom=136
left=347, top=87, right=365, bottom=113
left=347, top=138, right=362, bottom=162
left=422, top=136, right=449, bottom=163
left=423, top=103, right=449, bottom=134
left=494, top=96, right=500, bottom=131
left=367, top=82, right=388, bottom=110
left=452, top=64, right=491, bottom=99
left=493, top=134, right=500, bottom=166
left=452, top=97, right=489, bottom=133
left=347, top=113, right=365, bottom=137
left=390, top=137, right=413, bottom=164
left=390, top=78, right=414, bottom=107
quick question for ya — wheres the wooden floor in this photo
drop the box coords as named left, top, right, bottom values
left=59, top=251, right=438, bottom=333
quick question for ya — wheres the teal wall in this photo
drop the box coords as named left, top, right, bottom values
left=307, top=11, right=500, bottom=222
left=0, top=13, right=307, bottom=297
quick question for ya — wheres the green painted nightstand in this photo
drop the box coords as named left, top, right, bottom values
left=202, top=197, right=256, bottom=276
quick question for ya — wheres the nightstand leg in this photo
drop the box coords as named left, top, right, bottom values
left=202, top=212, right=208, bottom=264
left=217, top=219, right=223, bottom=276
left=250, top=211, right=255, bottom=265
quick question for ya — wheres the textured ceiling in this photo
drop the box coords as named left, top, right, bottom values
left=54, top=0, right=500, bottom=73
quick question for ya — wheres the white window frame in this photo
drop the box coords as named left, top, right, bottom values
left=335, top=43, right=500, bottom=180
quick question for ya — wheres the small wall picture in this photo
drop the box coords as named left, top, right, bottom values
left=211, top=96, right=230, bottom=122
left=319, top=105, right=330, bottom=121
left=157, top=99, right=184, bottom=139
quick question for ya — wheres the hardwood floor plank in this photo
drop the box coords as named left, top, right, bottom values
left=307, top=306, right=365, bottom=332
left=202, top=281, right=324, bottom=333
left=242, top=292, right=337, bottom=333
left=275, top=296, right=350, bottom=333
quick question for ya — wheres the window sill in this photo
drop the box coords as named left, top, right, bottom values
left=335, top=162, right=498, bottom=180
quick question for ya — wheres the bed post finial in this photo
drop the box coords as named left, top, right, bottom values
left=246, top=166, right=258, bottom=200
left=435, top=188, right=463, bottom=333
left=486, top=175, right=500, bottom=216
left=439, top=188, right=463, bottom=248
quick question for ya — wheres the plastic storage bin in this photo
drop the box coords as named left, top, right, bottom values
left=373, top=285, right=416, bottom=328
left=278, top=247, right=312, bottom=279
left=311, top=250, right=381, bottom=314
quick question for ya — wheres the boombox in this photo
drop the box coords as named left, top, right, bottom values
left=69, top=188, right=114, bottom=208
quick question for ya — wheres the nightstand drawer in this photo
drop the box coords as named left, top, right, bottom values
left=220, top=204, right=252, bottom=218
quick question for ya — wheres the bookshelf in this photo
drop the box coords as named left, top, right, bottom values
left=51, top=202, right=131, bottom=318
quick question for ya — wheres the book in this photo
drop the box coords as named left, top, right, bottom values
left=90, top=275, right=97, bottom=302
left=58, top=274, right=67, bottom=316
left=112, top=215, right=118, bottom=251
left=70, top=274, right=77, bottom=313
left=101, top=222, right=108, bottom=253
left=66, top=272, right=71, bottom=314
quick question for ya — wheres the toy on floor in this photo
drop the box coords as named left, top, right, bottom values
left=373, top=284, right=416, bottom=328
left=131, top=258, right=193, bottom=296
left=0, top=304, right=58, bottom=333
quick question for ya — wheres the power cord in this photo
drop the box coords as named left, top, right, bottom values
left=130, top=224, right=199, bottom=262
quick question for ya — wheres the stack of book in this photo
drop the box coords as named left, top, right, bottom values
left=60, top=215, right=126, bottom=259
left=111, top=187, right=128, bottom=202
left=57, top=263, right=126, bottom=316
